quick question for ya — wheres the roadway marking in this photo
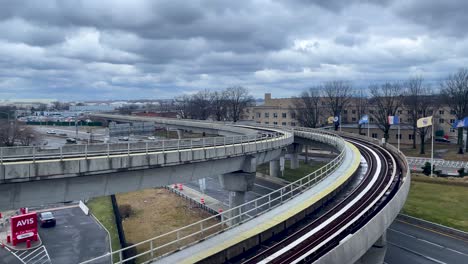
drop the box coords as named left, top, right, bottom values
left=254, top=183, right=277, bottom=192
left=387, top=241, right=447, bottom=264
left=389, top=228, right=468, bottom=256
left=396, top=219, right=468, bottom=243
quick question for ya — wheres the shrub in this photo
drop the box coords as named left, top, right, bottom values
left=118, top=204, right=133, bottom=219
left=458, top=168, right=466, bottom=177
left=421, top=162, right=432, bottom=176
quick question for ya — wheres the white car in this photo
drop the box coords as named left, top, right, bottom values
left=147, top=136, right=156, bottom=140
left=46, top=130, right=56, bottom=134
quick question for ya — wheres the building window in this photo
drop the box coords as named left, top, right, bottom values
left=272, top=122, right=277, bottom=125
left=344, top=110, right=348, bottom=114
left=450, top=110, right=456, bottom=115
left=282, top=122, right=286, bottom=126
left=369, top=110, right=374, bottom=114
left=450, top=128, right=456, bottom=132
left=439, top=118, right=444, bottom=123
left=409, top=134, right=414, bottom=140
left=352, top=117, right=356, bottom=121
left=282, top=113, right=287, bottom=118
left=256, top=113, right=261, bottom=118
left=291, top=112, right=296, bottom=119
left=372, top=133, right=378, bottom=138
left=264, top=112, right=269, bottom=118
left=291, top=122, right=296, bottom=126
left=352, top=110, right=356, bottom=114
left=273, top=112, right=278, bottom=118
left=439, top=110, right=444, bottom=115
left=370, top=118, right=374, bottom=122
left=450, top=119, right=455, bottom=124
left=398, top=110, right=402, bottom=114
left=256, top=121, right=261, bottom=124
left=251, top=116, right=254, bottom=120
left=264, top=121, right=269, bottom=124
left=395, top=134, right=402, bottom=139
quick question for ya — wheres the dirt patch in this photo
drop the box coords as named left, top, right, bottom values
left=116, top=188, right=221, bottom=262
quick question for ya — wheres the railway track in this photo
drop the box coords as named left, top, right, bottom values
left=241, top=136, right=402, bottom=264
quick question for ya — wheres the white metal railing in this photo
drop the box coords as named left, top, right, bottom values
left=406, top=157, right=468, bottom=169
left=0, top=133, right=279, bottom=164
left=80, top=128, right=347, bottom=264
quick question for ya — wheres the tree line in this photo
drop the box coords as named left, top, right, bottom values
left=174, top=86, right=255, bottom=122
left=292, top=68, right=468, bottom=154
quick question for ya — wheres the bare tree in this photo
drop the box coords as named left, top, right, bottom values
left=403, top=77, right=424, bottom=149
left=441, top=68, right=468, bottom=152
left=174, top=95, right=194, bottom=119
left=192, top=89, right=215, bottom=120
left=0, top=121, right=41, bottom=146
left=323, top=81, right=352, bottom=130
left=292, top=87, right=321, bottom=128
left=369, top=82, right=404, bottom=141
left=212, top=91, right=228, bottom=121
left=225, top=86, right=255, bottom=122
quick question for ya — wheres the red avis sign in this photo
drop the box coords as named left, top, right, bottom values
left=10, top=212, right=38, bottom=246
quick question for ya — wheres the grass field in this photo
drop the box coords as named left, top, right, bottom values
left=87, top=196, right=121, bottom=259
left=257, top=160, right=326, bottom=182
left=400, top=143, right=466, bottom=161
left=402, top=174, right=468, bottom=232
left=116, top=188, right=221, bottom=263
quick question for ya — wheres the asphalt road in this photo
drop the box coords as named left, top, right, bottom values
left=386, top=219, right=468, bottom=264
left=0, top=207, right=110, bottom=264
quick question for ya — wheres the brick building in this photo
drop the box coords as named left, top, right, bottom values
left=244, top=93, right=459, bottom=145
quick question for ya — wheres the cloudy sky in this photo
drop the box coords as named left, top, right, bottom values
left=0, top=0, right=467, bottom=100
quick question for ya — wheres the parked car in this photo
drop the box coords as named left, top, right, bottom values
left=38, top=212, right=56, bottom=228
left=435, top=138, right=451, bottom=143
left=119, top=136, right=129, bottom=141
left=46, top=130, right=56, bottom=135
left=147, top=136, right=156, bottom=140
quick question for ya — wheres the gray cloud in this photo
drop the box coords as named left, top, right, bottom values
left=0, top=0, right=466, bottom=100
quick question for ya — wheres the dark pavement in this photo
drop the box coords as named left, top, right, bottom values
left=0, top=207, right=110, bottom=264
left=386, top=219, right=468, bottom=264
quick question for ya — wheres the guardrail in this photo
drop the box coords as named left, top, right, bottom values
left=406, top=157, right=468, bottom=169
left=0, top=133, right=277, bottom=164
left=80, top=128, right=347, bottom=264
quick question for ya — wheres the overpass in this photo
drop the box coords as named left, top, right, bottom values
left=0, top=115, right=410, bottom=263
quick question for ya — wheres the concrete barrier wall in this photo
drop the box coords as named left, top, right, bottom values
left=0, top=133, right=293, bottom=182
left=316, top=132, right=410, bottom=264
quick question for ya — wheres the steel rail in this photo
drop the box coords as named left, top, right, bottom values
left=242, top=139, right=378, bottom=264
left=244, top=137, right=398, bottom=264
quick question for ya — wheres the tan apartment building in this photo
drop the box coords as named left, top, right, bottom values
left=245, top=93, right=459, bottom=145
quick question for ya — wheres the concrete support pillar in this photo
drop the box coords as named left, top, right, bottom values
left=218, top=172, right=255, bottom=225
left=269, top=159, right=281, bottom=178
left=176, top=129, right=182, bottom=139
left=288, top=143, right=301, bottom=170
left=356, top=231, right=387, bottom=264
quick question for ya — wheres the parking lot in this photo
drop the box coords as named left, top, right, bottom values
left=0, top=207, right=110, bottom=264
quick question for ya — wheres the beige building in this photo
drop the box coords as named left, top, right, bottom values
left=245, top=93, right=459, bottom=145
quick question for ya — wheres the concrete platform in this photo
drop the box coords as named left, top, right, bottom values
left=157, top=142, right=361, bottom=264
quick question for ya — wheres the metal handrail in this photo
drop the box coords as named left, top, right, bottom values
left=80, top=128, right=347, bottom=264
left=0, top=133, right=278, bottom=163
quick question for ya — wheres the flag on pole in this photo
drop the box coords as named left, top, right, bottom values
left=417, top=116, right=433, bottom=128
left=358, top=115, right=369, bottom=125
left=452, top=117, right=468, bottom=128
left=327, top=116, right=334, bottom=124
left=388, top=115, right=399, bottom=125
